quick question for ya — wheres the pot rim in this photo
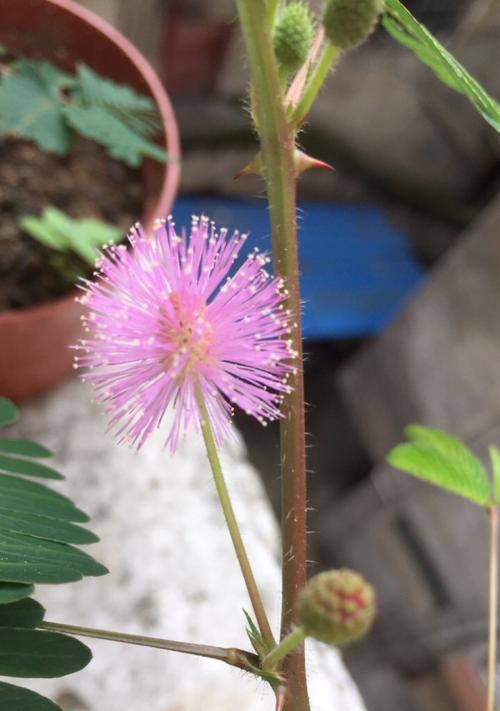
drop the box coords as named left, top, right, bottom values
left=0, top=290, right=81, bottom=324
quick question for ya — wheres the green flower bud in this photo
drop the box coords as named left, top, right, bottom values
left=273, top=2, right=315, bottom=73
left=299, top=569, right=376, bottom=645
left=323, top=0, right=384, bottom=49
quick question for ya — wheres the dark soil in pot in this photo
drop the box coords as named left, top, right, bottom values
left=0, top=136, right=143, bottom=311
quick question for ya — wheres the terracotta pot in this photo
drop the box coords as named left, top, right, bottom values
left=0, top=0, right=180, bottom=403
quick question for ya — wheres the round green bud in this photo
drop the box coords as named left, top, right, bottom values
left=323, top=0, right=384, bottom=49
left=299, top=569, right=376, bottom=646
left=273, top=2, right=315, bottom=73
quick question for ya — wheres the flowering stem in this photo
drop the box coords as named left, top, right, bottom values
left=40, top=620, right=258, bottom=671
left=290, top=43, right=340, bottom=127
left=235, top=2, right=310, bottom=709
left=195, top=387, right=276, bottom=648
left=262, top=626, right=306, bottom=672
left=487, top=505, right=498, bottom=711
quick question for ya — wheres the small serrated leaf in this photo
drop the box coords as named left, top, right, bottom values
left=404, top=424, right=490, bottom=498
left=0, top=598, right=44, bottom=628
left=0, top=681, right=63, bottom=711
left=74, top=62, right=161, bottom=136
left=0, top=60, right=71, bottom=154
left=0, top=628, right=92, bottom=678
left=21, top=207, right=122, bottom=265
left=19, top=214, right=68, bottom=251
left=63, top=104, right=168, bottom=167
left=0, top=399, right=19, bottom=427
left=388, top=439, right=490, bottom=506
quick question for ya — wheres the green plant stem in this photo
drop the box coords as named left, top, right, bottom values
left=290, top=43, right=340, bottom=126
left=195, top=387, right=275, bottom=648
left=234, top=2, right=310, bottom=710
left=267, top=0, right=281, bottom=28
left=262, top=626, right=306, bottom=672
left=487, top=505, right=498, bottom=711
left=40, top=620, right=258, bottom=671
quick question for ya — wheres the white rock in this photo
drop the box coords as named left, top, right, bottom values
left=10, top=379, right=365, bottom=711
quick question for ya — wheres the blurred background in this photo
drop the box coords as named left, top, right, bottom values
left=7, top=0, right=500, bottom=708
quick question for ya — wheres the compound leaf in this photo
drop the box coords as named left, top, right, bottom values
left=0, top=60, right=72, bottom=153
left=383, top=0, right=500, bottom=132
left=388, top=425, right=490, bottom=506
left=74, top=62, right=161, bottom=136
left=64, top=104, right=168, bottom=167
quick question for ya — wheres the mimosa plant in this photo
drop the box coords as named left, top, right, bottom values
left=1, top=2, right=500, bottom=711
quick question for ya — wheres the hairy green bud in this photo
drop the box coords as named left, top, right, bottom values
left=299, top=569, right=375, bottom=645
left=323, top=0, right=384, bottom=49
left=273, top=2, right=315, bottom=73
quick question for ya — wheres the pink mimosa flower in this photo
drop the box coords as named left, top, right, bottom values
left=75, top=216, right=295, bottom=451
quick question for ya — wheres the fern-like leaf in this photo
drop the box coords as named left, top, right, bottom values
left=63, top=104, right=168, bottom=167
left=388, top=425, right=491, bottom=506
left=20, top=207, right=122, bottom=265
left=383, top=0, right=500, bottom=132
left=0, top=59, right=73, bottom=154
left=0, top=399, right=106, bottom=708
left=73, top=63, right=161, bottom=136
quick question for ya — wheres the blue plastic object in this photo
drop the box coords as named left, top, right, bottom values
left=171, top=196, right=424, bottom=340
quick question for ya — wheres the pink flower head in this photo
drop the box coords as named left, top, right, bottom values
left=75, top=216, right=295, bottom=451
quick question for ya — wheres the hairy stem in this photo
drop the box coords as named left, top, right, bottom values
left=40, top=620, right=258, bottom=671
left=262, top=626, right=306, bottom=672
left=235, top=2, right=310, bottom=709
left=487, top=505, right=498, bottom=711
left=195, top=387, right=275, bottom=648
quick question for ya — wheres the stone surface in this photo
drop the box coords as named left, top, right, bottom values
left=339, top=193, right=500, bottom=461
left=8, top=379, right=365, bottom=711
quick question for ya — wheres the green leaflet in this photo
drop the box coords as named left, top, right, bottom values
left=0, top=599, right=45, bottom=628
left=0, top=682, right=63, bottom=711
left=0, top=628, right=91, bottom=678
left=0, top=529, right=108, bottom=582
left=383, top=0, right=500, bottom=132
left=0, top=439, right=52, bottom=458
left=0, top=583, right=34, bottom=604
left=0, top=509, right=98, bottom=546
left=0, top=399, right=19, bottom=427
left=0, top=454, right=63, bottom=480
left=388, top=424, right=491, bottom=506
left=0, top=474, right=90, bottom=523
